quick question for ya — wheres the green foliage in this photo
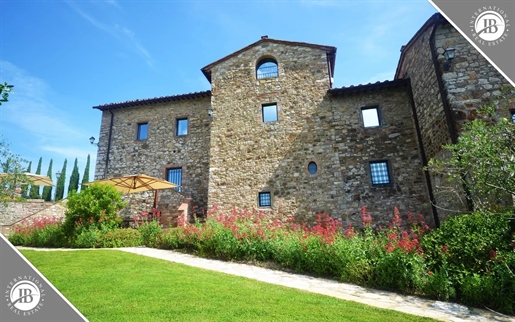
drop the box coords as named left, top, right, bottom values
left=41, top=159, right=53, bottom=201
left=420, top=211, right=515, bottom=313
left=55, top=159, right=67, bottom=201
left=428, top=88, right=515, bottom=212
left=138, top=221, right=161, bottom=247
left=68, top=158, right=80, bottom=194
left=8, top=216, right=67, bottom=248
left=0, top=138, right=29, bottom=200
left=28, top=157, right=42, bottom=199
left=97, top=229, right=142, bottom=248
left=421, top=212, right=513, bottom=272
left=81, top=154, right=90, bottom=191
left=0, top=82, right=13, bottom=105
left=63, top=182, right=126, bottom=236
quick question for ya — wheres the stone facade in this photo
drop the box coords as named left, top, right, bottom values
left=94, top=94, right=212, bottom=219
left=395, top=15, right=514, bottom=221
left=92, top=14, right=513, bottom=227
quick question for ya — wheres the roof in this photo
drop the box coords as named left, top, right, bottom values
left=394, top=13, right=448, bottom=79
left=92, top=90, right=211, bottom=111
left=328, top=78, right=409, bottom=96
left=201, top=36, right=337, bottom=83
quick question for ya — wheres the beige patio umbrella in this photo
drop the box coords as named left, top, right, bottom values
left=0, top=172, right=54, bottom=186
left=85, top=174, right=178, bottom=208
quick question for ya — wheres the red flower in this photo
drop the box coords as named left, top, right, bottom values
left=489, top=249, right=497, bottom=260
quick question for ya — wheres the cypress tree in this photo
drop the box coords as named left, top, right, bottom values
left=41, top=159, right=53, bottom=201
left=81, top=154, right=90, bottom=192
left=29, top=157, right=42, bottom=199
left=68, top=158, right=80, bottom=194
left=21, top=161, right=31, bottom=197
left=55, top=159, right=67, bottom=201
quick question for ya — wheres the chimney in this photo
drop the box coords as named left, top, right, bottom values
left=261, top=35, right=268, bottom=40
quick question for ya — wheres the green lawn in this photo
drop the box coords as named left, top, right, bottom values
left=21, top=250, right=435, bottom=322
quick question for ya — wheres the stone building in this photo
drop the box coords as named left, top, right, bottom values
left=92, top=13, right=513, bottom=227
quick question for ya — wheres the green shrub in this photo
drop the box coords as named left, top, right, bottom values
left=72, top=227, right=100, bottom=248
left=156, top=229, right=180, bottom=249
left=63, top=183, right=126, bottom=236
left=97, top=228, right=142, bottom=248
left=138, top=221, right=162, bottom=247
left=8, top=232, right=28, bottom=246
left=8, top=216, right=67, bottom=248
left=422, top=212, right=513, bottom=273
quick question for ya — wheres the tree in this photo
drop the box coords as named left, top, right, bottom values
left=0, top=82, right=14, bottom=105
left=41, top=159, right=53, bottom=201
left=28, top=157, right=42, bottom=199
left=68, top=158, right=80, bottom=194
left=428, top=88, right=515, bottom=212
left=55, top=159, right=67, bottom=201
left=0, top=138, right=28, bottom=200
left=20, top=161, right=31, bottom=197
left=81, top=154, right=90, bottom=192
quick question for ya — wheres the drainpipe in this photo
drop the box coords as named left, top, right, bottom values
left=406, top=79, right=440, bottom=228
left=429, top=14, right=474, bottom=212
left=326, top=52, right=333, bottom=89
left=429, top=14, right=458, bottom=144
left=104, top=108, right=114, bottom=179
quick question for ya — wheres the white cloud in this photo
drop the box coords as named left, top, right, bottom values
left=65, top=0, right=154, bottom=68
left=0, top=61, right=83, bottom=140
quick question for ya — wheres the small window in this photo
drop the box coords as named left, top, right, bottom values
left=510, top=110, right=515, bottom=123
left=137, top=123, right=148, bottom=140
left=369, top=161, right=391, bottom=185
left=307, top=161, right=318, bottom=175
left=262, top=103, right=278, bottom=122
left=176, top=118, right=188, bottom=136
left=362, top=107, right=380, bottom=128
left=256, top=59, right=278, bottom=79
left=258, top=192, right=271, bottom=207
left=167, top=167, right=182, bottom=192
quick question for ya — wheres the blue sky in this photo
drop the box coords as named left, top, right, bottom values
left=0, top=0, right=437, bottom=193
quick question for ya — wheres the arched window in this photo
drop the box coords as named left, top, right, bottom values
left=256, top=58, right=278, bottom=80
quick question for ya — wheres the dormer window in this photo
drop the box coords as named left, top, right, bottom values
left=256, top=58, right=278, bottom=80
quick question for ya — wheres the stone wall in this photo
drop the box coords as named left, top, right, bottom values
left=435, top=22, right=514, bottom=134
left=206, top=40, right=430, bottom=227
left=207, top=41, right=333, bottom=221
left=328, top=85, right=431, bottom=227
left=1, top=201, right=66, bottom=236
left=93, top=97, right=212, bottom=217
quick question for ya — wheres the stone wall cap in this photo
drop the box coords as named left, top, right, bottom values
left=201, top=37, right=337, bottom=83
left=93, top=90, right=212, bottom=111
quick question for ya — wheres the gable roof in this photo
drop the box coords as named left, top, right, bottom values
left=92, top=90, right=211, bottom=111
left=200, top=36, right=337, bottom=83
left=394, top=13, right=446, bottom=79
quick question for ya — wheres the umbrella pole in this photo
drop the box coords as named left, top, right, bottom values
left=153, top=190, right=158, bottom=209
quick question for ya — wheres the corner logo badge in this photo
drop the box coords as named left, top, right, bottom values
left=470, top=6, right=510, bottom=45
left=5, top=276, right=45, bottom=316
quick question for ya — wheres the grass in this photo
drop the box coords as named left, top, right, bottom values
left=20, top=250, right=435, bottom=322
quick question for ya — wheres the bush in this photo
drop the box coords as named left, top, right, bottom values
left=8, top=216, right=67, bottom=248
left=421, top=211, right=513, bottom=273
left=97, top=228, right=142, bottom=248
left=63, top=183, right=126, bottom=236
left=421, top=211, right=515, bottom=313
